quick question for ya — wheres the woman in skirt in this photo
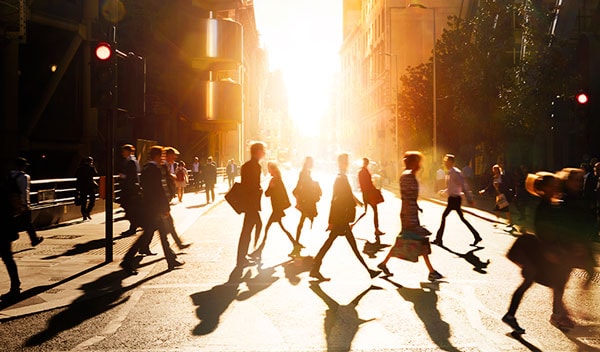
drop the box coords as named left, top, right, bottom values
left=377, top=151, right=443, bottom=281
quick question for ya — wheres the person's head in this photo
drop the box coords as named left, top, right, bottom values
left=403, top=151, right=423, bottom=172
left=362, top=157, right=369, bottom=168
left=121, top=144, right=134, bottom=158
left=149, top=146, right=163, bottom=163
left=194, top=156, right=199, bottom=162
left=594, top=162, right=600, bottom=177
left=179, top=161, right=186, bottom=168
left=338, top=153, right=349, bottom=173
left=207, top=156, right=213, bottom=163
left=558, top=168, right=584, bottom=195
left=267, top=161, right=280, bottom=177
left=526, top=171, right=558, bottom=200
left=443, top=154, right=455, bottom=170
left=15, top=157, right=30, bottom=171
left=84, top=156, right=94, bottom=165
left=302, top=156, right=314, bottom=171
left=164, top=147, right=179, bottom=163
left=250, top=142, right=265, bottom=160
left=492, top=164, right=502, bottom=176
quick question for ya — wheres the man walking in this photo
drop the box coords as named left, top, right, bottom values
left=226, top=159, right=237, bottom=189
left=432, top=154, right=482, bottom=247
left=118, top=144, right=141, bottom=236
left=309, top=153, right=381, bottom=281
left=236, top=142, right=265, bottom=268
left=9, top=157, right=44, bottom=247
left=203, top=156, right=217, bottom=204
left=120, top=146, right=184, bottom=275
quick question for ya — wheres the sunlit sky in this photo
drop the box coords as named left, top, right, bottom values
left=254, top=0, right=343, bottom=137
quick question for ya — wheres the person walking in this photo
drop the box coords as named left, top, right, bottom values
left=1, top=173, right=23, bottom=301
left=120, top=146, right=184, bottom=275
left=377, top=151, right=443, bottom=281
left=203, top=156, right=217, bottom=204
left=8, top=157, right=44, bottom=247
left=249, top=162, right=300, bottom=260
left=479, top=164, right=514, bottom=229
left=236, top=142, right=265, bottom=268
left=432, top=154, right=482, bottom=247
left=75, top=156, right=99, bottom=220
left=358, top=157, right=385, bottom=242
left=164, top=147, right=179, bottom=203
left=191, top=156, right=201, bottom=193
left=175, top=161, right=188, bottom=203
left=309, top=153, right=381, bottom=282
left=291, top=156, right=321, bottom=257
left=118, top=144, right=142, bottom=237
left=226, top=159, right=238, bottom=189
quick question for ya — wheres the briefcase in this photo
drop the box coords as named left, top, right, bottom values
left=225, top=182, right=247, bottom=214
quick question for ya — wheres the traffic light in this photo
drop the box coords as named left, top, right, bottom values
left=576, top=92, right=589, bottom=105
left=92, top=41, right=116, bottom=108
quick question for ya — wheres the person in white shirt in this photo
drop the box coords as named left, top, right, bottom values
left=432, top=154, right=482, bottom=247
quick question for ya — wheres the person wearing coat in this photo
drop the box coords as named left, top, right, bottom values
left=75, top=156, right=98, bottom=220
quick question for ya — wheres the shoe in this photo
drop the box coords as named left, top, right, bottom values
left=0, top=288, right=21, bottom=301
left=120, top=229, right=137, bottom=237
left=550, top=314, right=575, bottom=331
left=248, top=250, right=262, bottom=260
left=31, top=236, right=44, bottom=246
left=236, top=258, right=252, bottom=268
left=288, top=248, right=301, bottom=258
left=470, top=237, right=482, bottom=246
left=428, top=270, right=443, bottom=281
left=431, top=238, right=443, bottom=247
left=368, top=269, right=382, bottom=279
left=377, top=263, right=393, bottom=277
left=119, top=261, right=138, bottom=276
left=375, top=230, right=385, bottom=236
left=167, top=259, right=185, bottom=270
left=309, top=270, right=330, bottom=282
left=179, top=243, right=192, bottom=250
left=502, top=313, right=525, bottom=334
left=138, top=251, right=157, bottom=256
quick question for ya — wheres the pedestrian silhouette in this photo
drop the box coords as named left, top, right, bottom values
left=291, top=156, right=321, bottom=257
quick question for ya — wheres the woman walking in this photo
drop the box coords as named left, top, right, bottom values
left=175, top=161, right=188, bottom=202
left=479, top=164, right=514, bottom=229
left=377, top=151, right=443, bottom=281
left=250, top=162, right=300, bottom=259
left=291, top=156, right=321, bottom=257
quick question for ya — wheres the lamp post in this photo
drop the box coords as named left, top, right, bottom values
left=409, top=3, right=437, bottom=166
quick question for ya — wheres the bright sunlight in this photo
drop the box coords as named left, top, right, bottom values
left=254, top=0, right=342, bottom=137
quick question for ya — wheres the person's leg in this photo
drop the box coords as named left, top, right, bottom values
left=23, top=210, right=42, bottom=245
left=422, top=254, right=435, bottom=272
left=277, top=220, right=296, bottom=246
left=210, top=187, right=215, bottom=203
left=80, top=195, right=87, bottom=219
left=0, top=241, right=20, bottom=293
left=236, top=212, right=255, bottom=266
left=310, top=233, right=337, bottom=280
left=295, top=215, right=307, bottom=243
left=456, top=206, right=482, bottom=243
left=344, top=232, right=378, bottom=277
left=434, top=201, right=453, bottom=242
left=251, top=215, right=274, bottom=258
left=86, top=191, right=96, bottom=217
left=158, top=218, right=179, bottom=268
left=166, top=214, right=185, bottom=248
left=502, top=275, right=534, bottom=333
left=206, top=185, right=210, bottom=203
left=372, top=204, right=380, bottom=231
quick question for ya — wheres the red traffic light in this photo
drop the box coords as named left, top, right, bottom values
left=95, top=42, right=112, bottom=61
left=576, top=92, right=589, bottom=105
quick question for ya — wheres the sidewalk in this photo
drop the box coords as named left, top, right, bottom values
left=0, top=183, right=229, bottom=321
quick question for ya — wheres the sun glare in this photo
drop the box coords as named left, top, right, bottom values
left=254, top=0, right=342, bottom=137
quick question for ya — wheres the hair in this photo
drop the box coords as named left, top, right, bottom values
left=149, top=146, right=163, bottom=159
left=444, top=154, right=455, bottom=163
left=362, top=157, right=369, bottom=165
left=164, top=147, right=179, bottom=155
left=121, top=144, right=134, bottom=152
left=250, top=142, right=265, bottom=157
left=526, top=171, right=556, bottom=198
left=267, top=161, right=281, bottom=178
left=403, top=151, right=423, bottom=169
left=179, top=161, right=186, bottom=167
left=492, top=164, right=502, bottom=173
left=207, top=156, right=213, bottom=162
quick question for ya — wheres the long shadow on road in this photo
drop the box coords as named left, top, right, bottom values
left=436, top=245, right=490, bottom=274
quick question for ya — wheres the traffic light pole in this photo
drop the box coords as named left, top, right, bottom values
left=105, top=105, right=114, bottom=263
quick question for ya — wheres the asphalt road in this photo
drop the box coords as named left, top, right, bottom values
left=0, top=170, right=598, bottom=351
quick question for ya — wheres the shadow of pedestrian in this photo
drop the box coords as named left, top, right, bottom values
left=310, top=282, right=381, bottom=352
left=397, top=282, right=461, bottom=352
left=236, top=265, right=279, bottom=301
left=507, top=332, right=543, bottom=351
left=362, top=240, right=390, bottom=259
left=282, top=256, right=313, bottom=285
left=190, top=267, right=248, bottom=336
left=24, top=264, right=169, bottom=347
left=439, top=246, right=490, bottom=274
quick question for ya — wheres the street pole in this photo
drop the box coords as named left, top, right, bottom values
left=432, top=8, right=437, bottom=167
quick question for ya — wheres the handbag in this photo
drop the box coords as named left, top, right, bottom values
left=225, top=182, right=247, bottom=214
left=369, top=189, right=384, bottom=205
left=390, top=237, right=423, bottom=263
left=496, top=193, right=509, bottom=210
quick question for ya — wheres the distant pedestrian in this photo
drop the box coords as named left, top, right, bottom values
left=432, top=154, right=482, bottom=247
left=226, top=159, right=238, bottom=189
left=358, top=157, right=385, bottom=242
left=479, top=164, right=514, bottom=229
left=235, top=142, right=265, bottom=268
left=120, top=146, right=184, bottom=275
left=75, top=157, right=99, bottom=220
left=462, top=163, right=474, bottom=190
left=377, top=151, right=443, bottom=281
left=191, top=156, right=201, bottom=192
left=291, top=156, right=321, bottom=257
left=175, top=161, right=188, bottom=203
left=118, top=144, right=142, bottom=236
left=435, top=165, right=445, bottom=193
left=309, top=153, right=381, bottom=282
left=203, top=156, right=217, bottom=204
left=164, top=147, right=179, bottom=202
left=512, top=165, right=529, bottom=223
left=1, top=171, right=22, bottom=301
left=8, top=157, right=44, bottom=247
left=249, top=162, right=299, bottom=260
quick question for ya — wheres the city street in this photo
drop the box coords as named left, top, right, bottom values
left=1, top=172, right=599, bottom=351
